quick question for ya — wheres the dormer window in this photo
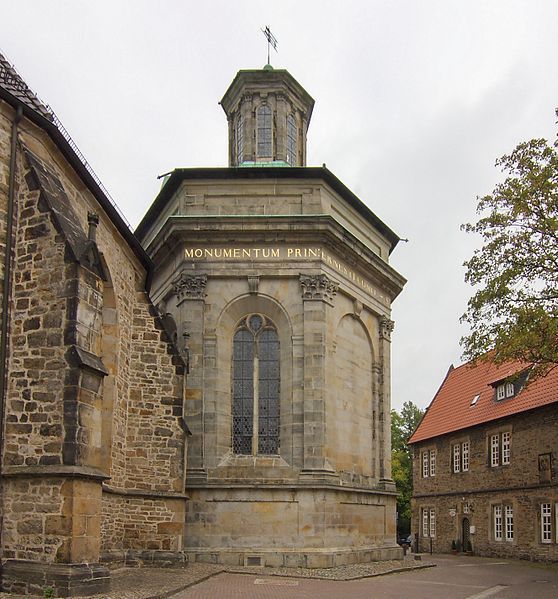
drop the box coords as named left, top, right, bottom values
left=496, top=381, right=516, bottom=400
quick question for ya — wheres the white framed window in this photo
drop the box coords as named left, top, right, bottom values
left=541, top=503, right=552, bottom=543
left=491, top=434, right=500, bottom=466
left=429, top=449, right=436, bottom=477
left=453, top=444, right=461, bottom=473
left=494, top=505, right=502, bottom=541
left=429, top=508, right=436, bottom=538
left=505, top=382, right=514, bottom=397
left=422, top=507, right=429, bottom=536
left=462, top=441, right=470, bottom=471
left=496, top=384, right=505, bottom=400
left=502, top=432, right=511, bottom=465
left=422, top=451, right=429, bottom=478
left=422, top=507, right=435, bottom=538
left=505, top=505, right=514, bottom=541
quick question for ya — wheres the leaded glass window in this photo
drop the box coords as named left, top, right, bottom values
left=257, top=105, right=272, bottom=158
left=236, top=114, right=244, bottom=164
left=286, top=113, right=297, bottom=165
left=232, top=314, right=279, bottom=454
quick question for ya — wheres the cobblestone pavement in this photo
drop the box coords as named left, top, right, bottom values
left=0, top=556, right=431, bottom=598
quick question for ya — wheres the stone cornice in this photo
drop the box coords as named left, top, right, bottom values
left=150, top=215, right=406, bottom=301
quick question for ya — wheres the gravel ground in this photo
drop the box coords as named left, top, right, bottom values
left=0, top=556, right=434, bottom=598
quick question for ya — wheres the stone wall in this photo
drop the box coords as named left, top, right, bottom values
left=0, top=101, right=188, bottom=595
left=411, top=404, right=558, bottom=561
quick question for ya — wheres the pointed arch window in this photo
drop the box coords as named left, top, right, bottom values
left=286, top=113, right=297, bottom=166
left=232, top=314, right=279, bottom=454
left=257, top=105, right=272, bottom=159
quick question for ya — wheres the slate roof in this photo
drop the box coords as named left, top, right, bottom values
left=0, top=51, right=52, bottom=119
left=409, top=359, right=558, bottom=444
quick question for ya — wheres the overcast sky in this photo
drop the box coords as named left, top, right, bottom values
left=2, top=1, right=557, bottom=412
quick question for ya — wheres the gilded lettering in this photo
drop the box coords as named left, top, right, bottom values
left=233, top=249, right=240, bottom=257
left=243, top=249, right=251, bottom=257
left=287, top=248, right=294, bottom=257
left=262, top=249, right=270, bottom=258
left=253, top=248, right=260, bottom=257
left=194, top=249, right=203, bottom=258
left=224, top=249, right=232, bottom=257
left=271, top=249, right=279, bottom=258
left=185, top=249, right=194, bottom=258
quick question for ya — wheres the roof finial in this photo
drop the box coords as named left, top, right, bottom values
left=262, top=26, right=278, bottom=67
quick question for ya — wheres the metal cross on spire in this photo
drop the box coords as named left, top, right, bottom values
left=262, top=26, right=278, bottom=65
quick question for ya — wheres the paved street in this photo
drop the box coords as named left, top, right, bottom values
left=173, top=555, right=558, bottom=599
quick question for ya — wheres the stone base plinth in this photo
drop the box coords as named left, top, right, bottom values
left=100, top=549, right=188, bottom=569
left=185, top=484, right=400, bottom=569
left=1, top=560, right=109, bottom=597
left=186, top=545, right=403, bottom=568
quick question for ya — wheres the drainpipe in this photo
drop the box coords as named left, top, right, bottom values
left=0, top=104, right=23, bottom=566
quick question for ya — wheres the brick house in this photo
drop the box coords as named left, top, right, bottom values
left=0, top=52, right=189, bottom=595
left=409, top=359, right=558, bottom=561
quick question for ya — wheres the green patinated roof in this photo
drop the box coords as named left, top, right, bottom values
left=238, top=160, right=290, bottom=168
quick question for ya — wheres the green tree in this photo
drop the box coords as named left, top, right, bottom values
left=461, top=113, right=558, bottom=376
left=391, top=401, right=424, bottom=534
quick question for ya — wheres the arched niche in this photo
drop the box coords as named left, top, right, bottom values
left=328, top=313, right=375, bottom=478
left=208, top=293, right=294, bottom=468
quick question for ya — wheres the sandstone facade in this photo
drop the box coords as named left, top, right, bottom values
left=0, top=56, right=188, bottom=596
left=137, top=67, right=406, bottom=568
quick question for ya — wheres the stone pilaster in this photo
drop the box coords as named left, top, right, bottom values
left=378, top=315, right=395, bottom=488
left=299, top=274, right=337, bottom=479
left=173, top=273, right=207, bottom=481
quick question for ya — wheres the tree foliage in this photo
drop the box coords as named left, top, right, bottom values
left=391, top=401, right=424, bottom=534
left=462, top=113, right=558, bottom=376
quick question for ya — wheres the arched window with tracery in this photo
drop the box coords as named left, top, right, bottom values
left=286, top=113, right=297, bottom=166
left=232, top=314, right=279, bottom=454
left=256, top=105, right=272, bottom=159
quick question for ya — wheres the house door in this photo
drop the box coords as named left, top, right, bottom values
left=462, top=517, right=470, bottom=549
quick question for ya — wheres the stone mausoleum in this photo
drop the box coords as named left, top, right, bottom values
left=136, top=66, right=407, bottom=568
left=0, top=51, right=406, bottom=596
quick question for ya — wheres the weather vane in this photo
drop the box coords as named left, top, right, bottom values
left=262, top=26, right=278, bottom=65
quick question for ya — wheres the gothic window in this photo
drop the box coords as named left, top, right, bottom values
left=286, top=113, right=297, bottom=165
left=236, top=114, right=244, bottom=164
left=232, top=314, right=279, bottom=455
left=257, top=105, right=272, bottom=158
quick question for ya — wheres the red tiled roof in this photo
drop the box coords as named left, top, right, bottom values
left=409, top=360, right=558, bottom=444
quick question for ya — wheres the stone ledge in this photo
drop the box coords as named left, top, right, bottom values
left=185, top=545, right=404, bottom=569
left=186, top=480, right=398, bottom=496
left=100, top=550, right=188, bottom=569
left=1, top=465, right=109, bottom=480
left=101, top=485, right=189, bottom=500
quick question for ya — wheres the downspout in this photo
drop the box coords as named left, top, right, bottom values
left=0, top=104, right=23, bottom=563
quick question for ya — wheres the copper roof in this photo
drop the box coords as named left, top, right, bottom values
left=409, top=359, right=558, bottom=444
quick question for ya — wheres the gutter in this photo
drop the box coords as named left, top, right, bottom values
left=0, top=103, right=23, bottom=574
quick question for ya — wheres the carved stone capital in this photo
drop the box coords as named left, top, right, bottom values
left=300, top=274, right=338, bottom=303
left=379, top=316, right=395, bottom=341
left=172, top=273, right=207, bottom=300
